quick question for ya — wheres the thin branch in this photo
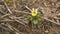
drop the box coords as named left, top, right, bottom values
left=0, top=23, right=25, bottom=34
left=56, top=19, right=60, bottom=23
left=2, top=0, right=13, bottom=14
left=10, top=16, right=28, bottom=24
left=0, top=24, right=14, bottom=32
left=9, top=16, right=27, bottom=26
left=0, top=19, right=14, bottom=21
left=0, top=8, right=6, bottom=14
left=0, top=14, right=10, bottom=18
left=24, top=5, right=32, bottom=12
left=41, top=17, right=60, bottom=25
left=6, top=23, right=25, bottom=34
left=14, top=10, right=31, bottom=14
left=1, top=23, right=14, bottom=31
left=54, top=17, right=60, bottom=19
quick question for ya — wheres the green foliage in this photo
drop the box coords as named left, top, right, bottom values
left=32, top=11, right=41, bottom=24
left=18, top=0, right=22, bottom=4
left=6, top=0, right=12, bottom=5
left=27, top=15, right=32, bottom=22
left=27, top=9, right=42, bottom=24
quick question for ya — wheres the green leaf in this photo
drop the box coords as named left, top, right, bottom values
left=33, top=20, right=38, bottom=24
left=27, top=15, right=32, bottom=22
left=6, top=0, right=12, bottom=5
left=38, top=9, right=42, bottom=14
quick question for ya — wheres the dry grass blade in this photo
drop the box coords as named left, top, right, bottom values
left=2, top=0, right=12, bottom=14
left=0, top=23, right=25, bottom=34
left=0, top=8, right=5, bottom=14
left=2, top=23, right=14, bottom=31
left=0, top=19, right=14, bottom=21
left=24, top=5, right=32, bottom=12
left=9, top=16, right=27, bottom=26
left=14, top=10, right=31, bottom=14
left=0, top=24, right=14, bottom=32
left=42, top=17, right=60, bottom=25
left=6, top=23, right=25, bottom=34
left=0, top=14, right=10, bottom=18
left=56, top=19, right=60, bottom=23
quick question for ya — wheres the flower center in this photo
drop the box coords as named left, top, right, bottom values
left=31, top=8, right=38, bottom=16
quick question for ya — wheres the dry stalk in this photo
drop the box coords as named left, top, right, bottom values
left=2, top=0, right=13, bottom=14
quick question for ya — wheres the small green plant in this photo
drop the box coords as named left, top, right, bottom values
left=6, top=0, right=13, bottom=5
left=27, top=8, right=42, bottom=24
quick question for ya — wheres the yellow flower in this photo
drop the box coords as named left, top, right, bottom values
left=31, top=8, right=38, bottom=16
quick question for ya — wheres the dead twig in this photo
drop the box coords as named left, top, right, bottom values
left=6, top=23, right=25, bottom=34
left=0, top=24, right=14, bottom=32
left=2, top=0, right=13, bottom=14
left=0, top=8, right=6, bottom=14
left=9, top=16, right=27, bottom=26
left=0, top=14, right=10, bottom=18
left=14, top=10, right=31, bottom=15
left=0, top=23, right=25, bottom=34
left=24, top=5, right=32, bottom=12
left=0, top=19, right=14, bottom=21
left=41, top=17, right=60, bottom=25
